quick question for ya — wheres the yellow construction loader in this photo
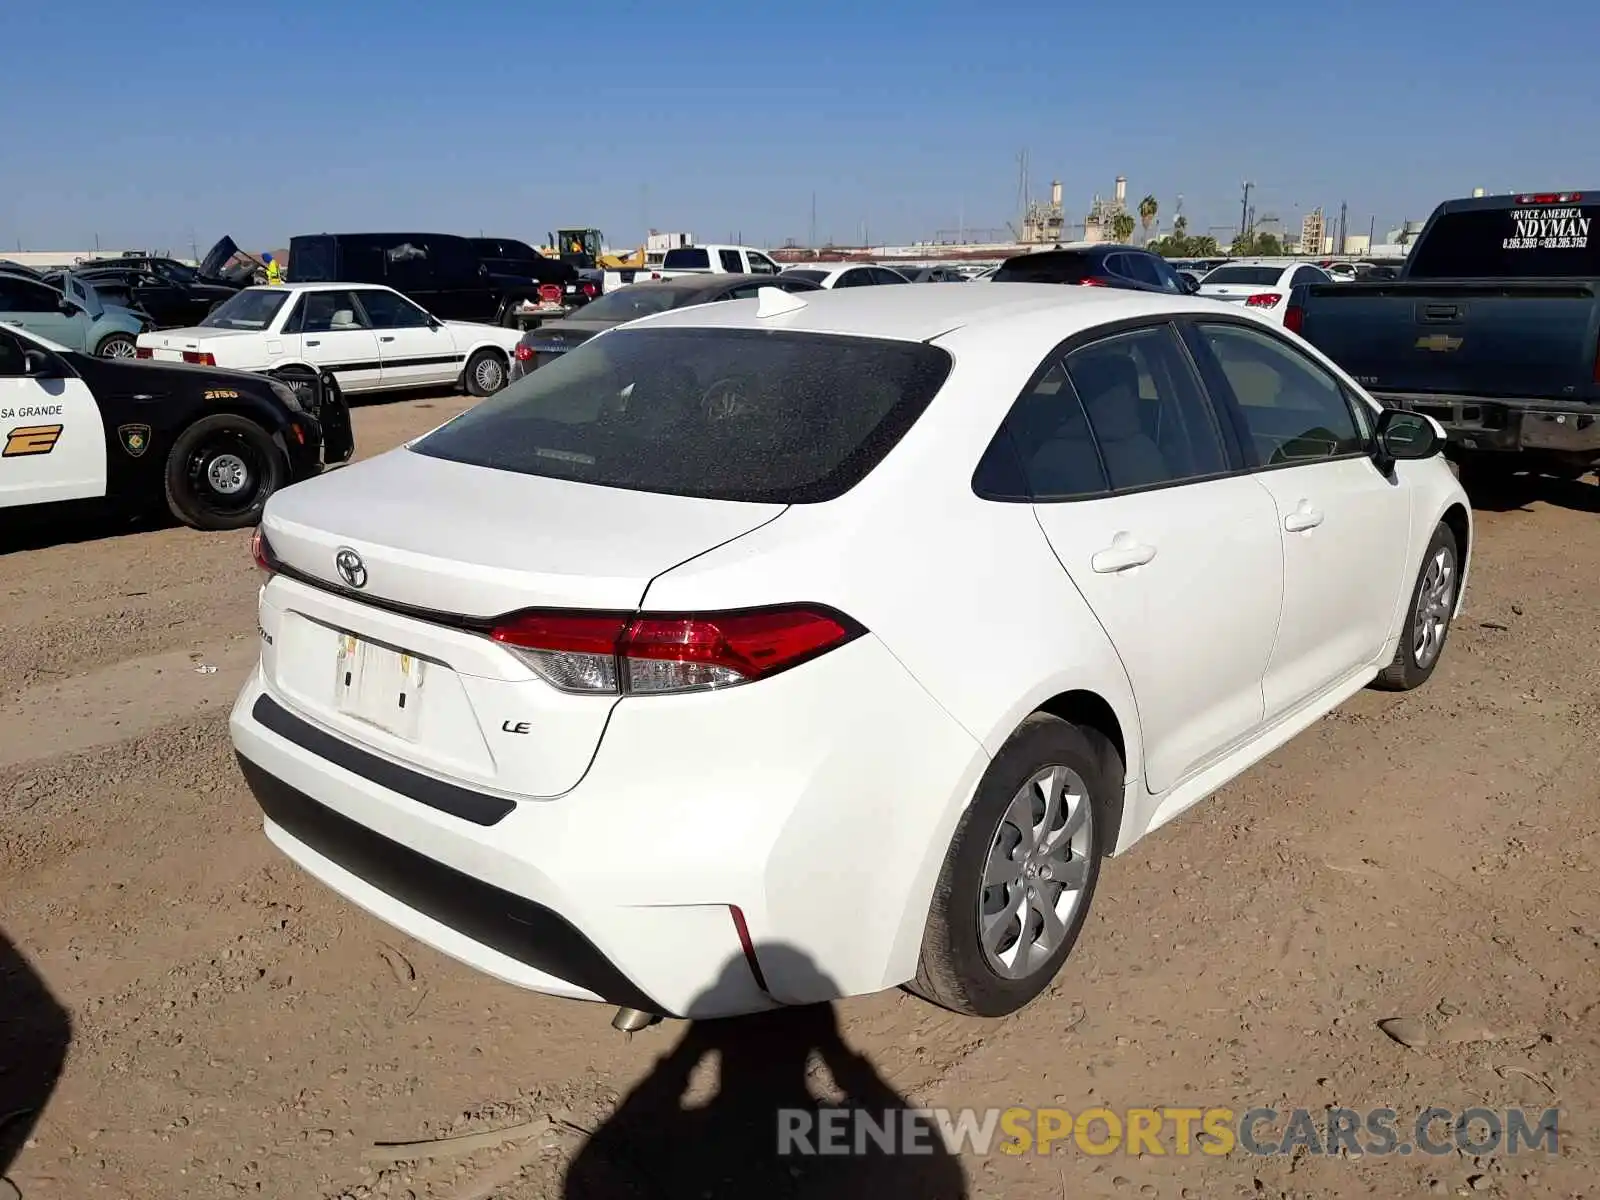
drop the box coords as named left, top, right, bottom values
left=541, top=228, right=646, bottom=271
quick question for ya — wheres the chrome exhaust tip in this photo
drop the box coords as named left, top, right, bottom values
left=611, top=1006, right=660, bottom=1033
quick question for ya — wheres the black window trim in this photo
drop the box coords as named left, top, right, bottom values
left=971, top=315, right=1249, bottom=504
left=1177, top=315, right=1378, bottom=476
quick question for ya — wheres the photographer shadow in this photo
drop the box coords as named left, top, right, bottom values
left=0, top=928, right=71, bottom=1195
left=564, top=945, right=967, bottom=1200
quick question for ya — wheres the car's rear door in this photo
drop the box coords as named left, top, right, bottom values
left=285, top=289, right=384, bottom=392
left=1012, top=320, right=1283, bottom=795
left=1183, top=318, right=1411, bottom=719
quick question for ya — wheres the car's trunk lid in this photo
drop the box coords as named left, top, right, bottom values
left=262, top=447, right=786, bottom=616
left=255, top=448, right=786, bottom=798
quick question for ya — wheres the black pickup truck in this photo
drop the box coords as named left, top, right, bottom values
left=1287, top=191, right=1600, bottom=481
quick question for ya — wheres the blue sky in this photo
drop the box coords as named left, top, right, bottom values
left=5, top=0, right=1598, bottom=254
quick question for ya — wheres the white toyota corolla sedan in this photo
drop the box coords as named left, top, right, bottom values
left=230, top=284, right=1470, bottom=1023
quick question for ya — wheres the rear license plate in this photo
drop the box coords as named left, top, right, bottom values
left=334, top=634, right=425, bottom=740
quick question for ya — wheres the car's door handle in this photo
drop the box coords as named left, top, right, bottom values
left=1090, top=540, right=1157, bottom=574
left=1283, top=504, right=1324, bottom=532
left=306, top=339, right=321, bottom=346
left=379, top=335, right=395, bottom=342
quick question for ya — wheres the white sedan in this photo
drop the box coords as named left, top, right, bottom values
left=230, top=284, right=1469, bottom=1023
left=778, top=263, right=911, bottom=288
left=136, top=284, right=523, bottom=397
left=1197, top=261, right=1333, bottom=321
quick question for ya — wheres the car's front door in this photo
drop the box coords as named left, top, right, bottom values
left=0, top=329, right=107, bottom=507
left=354, top=288, right=461, bottom=390
left=1185, top=319, right=1412, bottom=718
left=1013, top=322, right=1283, bottom=794
left=283, top=289, right=384, bottom=392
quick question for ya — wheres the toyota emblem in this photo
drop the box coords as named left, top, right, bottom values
left=334, top=547, right=368, bottom=589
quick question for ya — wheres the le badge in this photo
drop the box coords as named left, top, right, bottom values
left=118, top=424, right=152, bottom=457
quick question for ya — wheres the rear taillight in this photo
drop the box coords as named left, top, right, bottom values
left=1078, top=277, right=1109, bottom=287
left=514, top=344, right=536, bottom=362
left=134, top=347, right=153, bottom=359
left=1284, top=304, right=1305, bottom=334
left=251, top=527, right=274, bottom=573
left=182, top=350, right=216, bottom=366
left=579, top=281, right=598, bottom=298
left=1245, top=292, right=1282, bottom=308
left=490, top=606, right=862, bottom=696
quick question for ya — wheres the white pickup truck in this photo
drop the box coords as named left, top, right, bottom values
left=648, top=244, right=784, bottom=282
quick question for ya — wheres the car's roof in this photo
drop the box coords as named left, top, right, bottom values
left=648, top=272, right=808, bottom=294
left=628, top=281, right=1212, bottom=342
left=239, top=282, right=394, bottom=294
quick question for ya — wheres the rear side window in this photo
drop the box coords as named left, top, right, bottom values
left=286, top=237, right=336, bottom=282
left=718, top=249, right=743, bottom=273
left=993, top=252, right=1095, bottom=284
left=410, top=327, right=953, bottom=503
left=663, top=248, right=710, bottom=270
left=1063, top=326, right=1228, bottom=491
left=1407, top=204, right=1600, bottom=278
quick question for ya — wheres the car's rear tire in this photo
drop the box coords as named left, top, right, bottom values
left=96, top=332, right=137, bottom=359
left=1373, top=521, right=1460, bottom=692
left=163, top=413, right=285, bottom=531
left=908, top=713, right=1120, bottom=1017
left=464, top=348, right=509, bottom=397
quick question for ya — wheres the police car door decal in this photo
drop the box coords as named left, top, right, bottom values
left=0, top=375, right=108, bottom=507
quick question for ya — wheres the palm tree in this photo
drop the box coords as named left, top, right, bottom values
left=1138, top=194, right=1159, bottom=242
left=1111, top=211, right=1136, bottom=243
left=1172, top=214, right=1188, bottom=241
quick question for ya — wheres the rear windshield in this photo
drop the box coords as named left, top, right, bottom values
left=1201, top=266, right=1282, bottom=286
left=992, top=252, right=1094, bottom=284
left=662, top=248, right=710, bottom=270
left=569, top=286, right=699, bottom=322
left=286, top=237, right=335, bottom=282
left=1407, top=205, right=1600, bottom=279
left=200, top=289, right=288, bottom=330
left=410, top=327, right=953, bottom=503
left=782, top=269, right=828, bottom=282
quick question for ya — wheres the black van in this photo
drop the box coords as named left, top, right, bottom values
left=286, top=233, right=577, bottom=325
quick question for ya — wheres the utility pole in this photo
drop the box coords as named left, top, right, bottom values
left=809, top=192, right=816, bottom=248
left=1337, top=201, right=1348, bottom=254
left=1368, top=215, right=1376, bottom=247
left=1239, top=181, right=1254, bottom=238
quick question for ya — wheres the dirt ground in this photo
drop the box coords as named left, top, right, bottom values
left=3, top=393, right=1599, bottom=1200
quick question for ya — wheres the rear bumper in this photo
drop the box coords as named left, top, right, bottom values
left=229, top=634, right=988, bottom=1019
left=1375, top=393, right=1600, bottom=456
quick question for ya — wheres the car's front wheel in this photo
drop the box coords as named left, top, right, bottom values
left=1374, top=521, right=1460, bottom=691
left=163, top=414, right=285, bottom=531
left=909, top=713, right=1120, bottom=1017
left=96, top=332, right=137, bottom=359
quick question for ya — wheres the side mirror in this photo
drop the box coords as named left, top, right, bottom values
left=57, top=298, right=80, bottom=315
left=1374, top=408, right=1444, bottom=465
left=22, top=349, right=52, bottom=376
left=1182, top=275, right=1201, bottom=294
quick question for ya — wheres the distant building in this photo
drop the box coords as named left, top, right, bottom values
left=1300, top=209, right=1325, bottom=259
left=1082, top=175, right=1129, bottom=245
left=1020, top=180, right=1066, bottom=244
